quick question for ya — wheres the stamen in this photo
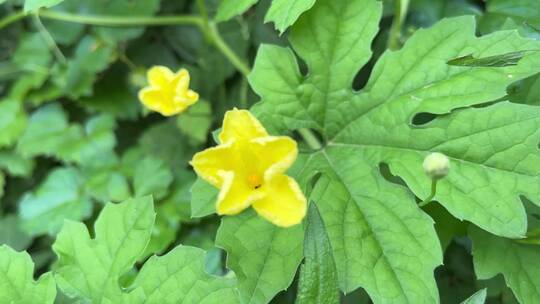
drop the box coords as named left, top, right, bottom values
left=247, top=174, right=262, bottom=189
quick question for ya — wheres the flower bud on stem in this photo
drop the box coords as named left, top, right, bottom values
left=419, top=152, right=450, bottom=207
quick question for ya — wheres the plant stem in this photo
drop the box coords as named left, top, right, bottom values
left=0, top=10, right=25, bottom=29
left=419, top=179, right=437, bottom=207
left=387, top=0, right=409, bottom=50
left=32, top=14, right=66, bottom=64
left=207, top=22, right=251, bottom=77
left=38, top=10, right=204, bottom=27
left=298, top=129, right=323, bottom=150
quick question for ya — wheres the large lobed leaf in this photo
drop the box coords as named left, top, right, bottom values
left=470, top=217, right=540, bottom=304
left=216, top=210, right=303, bottom=304
left=215, top=0, right=316, bottom=33
left=0, top=245, right=56, bottom=303
left=244, top=0, right=540, bottom=302
left=53, top=196, right=238, bottom=303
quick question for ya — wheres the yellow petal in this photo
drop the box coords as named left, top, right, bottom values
left=191, top=142, right=237, bottom=187
left=216, top=171, right=264, bottom=215
left=138, top=88, right=176, bottom=116
left=173, top=68, right=190, bottom=92
left=252, top=174, right=307, bottom=227
left=219, top=109, right=268, bottom=144
left=147, top=66, right=174, bottom=87
left=250, top=136, right=297, bottom=181
left=174, top=90, right=199, bottom=106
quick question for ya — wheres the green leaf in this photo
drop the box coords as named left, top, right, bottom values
left=191, top=177, right=218, bottom=218
left=24, top=0, right=64, bottom=11
left=17, top=103, right=81, bottom=160
left=0, top=150, right=35, bottom=177
left=215, top=0, right=259, bottom=22
left=18, top=167, right=92, bottom=236
left=132, top=245, right=239, bottom=303
left=248, top=0, right=444, bottom=301
left=295, top=203, right=339, bottom=304
left=53, top=196, right=238, bottom=303
left=52, top=36, right=114, bottom=99
left=0, top=99, right=27, bottom=148
left=133, top=156, right=173, bottom=200
left=0, top=245, right=56, bottom=303
left=480, top=0, right=540, bottom=34
left=84, top=167, right=130, bottom=203
left=140, top=170, right=196, bottom=258
left=177, top=99, right=213, bottom=144
left=461, top=289, right=487, bottom=304
left=138, top=120, right=197, bottom=170
left=247, top=0, right=540, bottom=300
left=17, top=104, right=117, bottom=165
left=264, top=0, right=316, bottom=33
left=251, top=0, right=540, bottom=239
left=0, top=216, right=33, bottom=251
left=216, top=210, right=304, bottom=304
left=53, top=196, right=155, bottom=302
left=470, top=226, right=540, bottom=303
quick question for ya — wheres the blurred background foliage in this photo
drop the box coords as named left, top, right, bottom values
left=0, top=0, right=539, bottom=303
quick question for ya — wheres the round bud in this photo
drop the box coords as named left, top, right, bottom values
left=423, top=152, right=450, bottom=179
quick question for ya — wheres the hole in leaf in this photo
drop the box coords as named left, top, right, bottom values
left=296, top=55, right=309, bottom=77
left=411, top=112, right=437, bottom=126
left=378, top=163, right=407, bottom=187
left=352, top=17, right=390, bottom=91
left=307, top=172, right=322, bottom=195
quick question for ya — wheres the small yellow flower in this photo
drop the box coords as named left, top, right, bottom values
left=191, top=109, right=307, bottom=227
left=138, top=66, right=199, bottom=116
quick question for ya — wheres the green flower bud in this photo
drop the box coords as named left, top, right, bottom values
left=423, top=152, right=450, bottom=179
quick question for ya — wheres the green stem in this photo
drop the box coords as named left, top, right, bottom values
left=38, top=9, right=204, bottom=27
left=419, top=179, right=437, bottom=207
left=207, top=22, right=251, bottom=77
left=32, top=14, right=66, bottom=64
left=196, top=0, right=212, bottom=42
left=298, top=129, right=323, bottom=150
left=387, top=0, right=409, bottom=50
left=0, top=10, right=25, bottom=29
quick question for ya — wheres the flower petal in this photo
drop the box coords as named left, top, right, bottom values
left=138, top=88, right=177, bottom=116
left=173, top=68, right=190, bottom=92
left=250, top=136, right=297, bottom=181
left=191, top=142, right=237, bottom=187
left=147, top=66, right=174, bottom=87
left=174, top=90, right=199, bottom=106
left=219, top=109, right=268, bottom=144
left=252, top=174, right=307, bottom=227
left=217, top=171, right=264, bottom=215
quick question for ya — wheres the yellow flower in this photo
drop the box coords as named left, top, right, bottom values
left=191, top=109, right=307, bottom=227
left=138, top=66, right=199, bottom=116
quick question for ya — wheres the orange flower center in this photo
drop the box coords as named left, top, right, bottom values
left=247, top=174, right=263, bottom=189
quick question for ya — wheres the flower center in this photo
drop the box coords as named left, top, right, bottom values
left=247, top=174, right=263, bottom=189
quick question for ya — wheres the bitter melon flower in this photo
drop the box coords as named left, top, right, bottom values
left=138, top=66, right=199, bottom=116
left=191, top=109, right=307, bottom=227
